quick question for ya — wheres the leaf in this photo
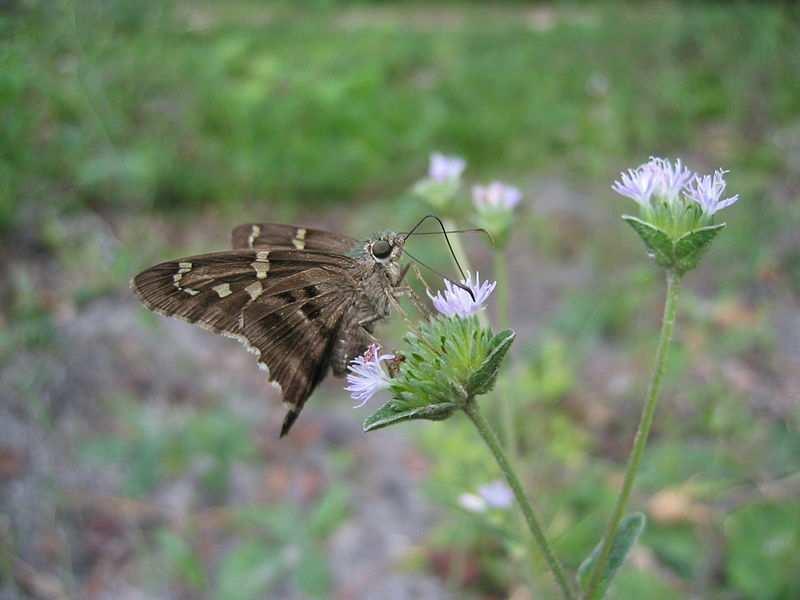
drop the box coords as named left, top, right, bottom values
left=673, top=223, right=726, bottom=274
left=622, top=216, right=674, bottom=268
left=362, top=400, right=458, bottom=432
left=467, top=329, right=515, bottom=396
left=578, top=513, right=647, bottom=599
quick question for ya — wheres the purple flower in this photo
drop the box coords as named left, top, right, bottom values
left=428, top=152, right=466, bottom=183
left=458, top=481, right=514, bottom=513
left=428, top=272, right=496, bottom=318
left=472, top=181, right=522, bottom=211
left=478, top=480, right=514, bottom=509
left=684, top=169, right=739, bottom=216
left=345, top=344, right=393, bottom=407
left=612, top=163, right=659, bottom=207
left=649, top=157, right=694, bottom=200
left=612, top=157, right=693, bottom=206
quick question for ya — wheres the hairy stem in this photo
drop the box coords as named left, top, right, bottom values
left=585, top=270, right=682, bottom=599
left=464, top=402, right=575, bottom=599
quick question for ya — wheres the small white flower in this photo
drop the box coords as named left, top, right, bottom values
left=345, top=344, right=393, bottom=408
left=472, top=181, right=522, bottom=211
left=612, top=156, right=693, bottom=206
left=649, top=157, right=694, bottom=200
left=612, top=163, right=659, bottom=207
left=478, top=480, right=513, bottom=509
left=458, top=492, right=487, bottom=513
left=428, top=272, right=496, bottom=318
left=428, top=152, right=466, bottom=183
left=684, top=168, right=739, bottom=216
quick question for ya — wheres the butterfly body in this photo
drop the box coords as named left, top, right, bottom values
left=132, top=224, right=409, bottom=436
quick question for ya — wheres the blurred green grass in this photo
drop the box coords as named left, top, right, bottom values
left=3, top=1, right=798, bottom=232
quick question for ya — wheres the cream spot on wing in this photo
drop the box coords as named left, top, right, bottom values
left=173, top=262, right=193, bottom=290
left=245, top=280, right=263, bottom=300
left=292, top=227, right=307, bottom=250
left=251, top=250, right=271, bottom=279
left=248, top=225, right=261, bottom=248
left=212, top=283, right=232, bottom=298
left=252, top=262, right=269, bottom=279
left=183, top=288, right=200, bottom=296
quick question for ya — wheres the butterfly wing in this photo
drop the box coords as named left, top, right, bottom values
left=231, top=223, right=359, bottom=253
left=132, top=249, right=358, bottom=436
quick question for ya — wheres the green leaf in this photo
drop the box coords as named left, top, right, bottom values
left=467, top=329, right=515, bottom=396
left=622, top=216, right=674, bottom=268
left=363, top=400, right=458, bottom=432
left=673, top=223, right=725, bottom=274
left=578, top=513, right=647, bottom=599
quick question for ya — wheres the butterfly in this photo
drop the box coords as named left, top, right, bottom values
left=132, top=221, right=421, bottom=437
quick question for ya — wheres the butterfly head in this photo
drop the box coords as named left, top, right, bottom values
left=367, top=232, right=405, bottom=265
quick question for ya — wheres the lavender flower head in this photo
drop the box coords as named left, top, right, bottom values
left=472, top=181, right=522, bottom=212
left=458, top=480, right=514, bottom=513
left=345, top=344, right=393, bottom=408
left=428, top=272, right=496, bottom=318
left=478, top=480, right=514, bottom=509
left=429, top=152, right=466, bottom=183
left=612, top=156, right=692, bottom=207
left=683, top=169, right=739, bottom=217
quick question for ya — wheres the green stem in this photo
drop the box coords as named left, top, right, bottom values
left=494, top=251, right=518, bottom=462
left=464, top=401, right=576, bottom=599
left=585, top=270, right=682, bottom=599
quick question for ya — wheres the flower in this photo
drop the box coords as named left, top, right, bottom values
left=650, top=157, right=694, bottom=200
left=428, top=152, right=466, bottom=183
left=428, top=272, right=496, bottom=318
left=472, top=181, right=522, bottom=212
left=684, top=169, right=739, bottom=217
left=612, top=156, right=693, bottom=207
left=612, top=162, right=659, bottom=207
left=478, top=480, right=514, bottom=509
left=458, top=492, right=487, bottom=513
left=345, top=344, right=394, bottom=408
left=458, top=481, right=514, bottom=513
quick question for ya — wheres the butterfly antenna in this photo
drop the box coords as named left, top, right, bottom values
left=401, top=248, right=475, bottom=302
left=406, top=227, right=494, bottom=247
left=403, top=214, right=470, bottom=281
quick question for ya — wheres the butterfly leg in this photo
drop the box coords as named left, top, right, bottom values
left=392, top=284, right=432, bottom=319
left=331, top=320, right=379, bottom=376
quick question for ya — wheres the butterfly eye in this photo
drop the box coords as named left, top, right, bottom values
left=371, top=240, right=392, bottom=259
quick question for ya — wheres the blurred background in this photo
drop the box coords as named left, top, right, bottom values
left=2, top=1, right=799, bottom=598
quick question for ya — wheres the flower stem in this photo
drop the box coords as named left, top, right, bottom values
left=585, top=270, right=682, bottom=599
left=493, top=251, right=518, bottom=461
left=463, top=401, right=575, bottom=599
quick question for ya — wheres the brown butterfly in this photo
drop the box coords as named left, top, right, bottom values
left=132, top=220, right=454, bottom=436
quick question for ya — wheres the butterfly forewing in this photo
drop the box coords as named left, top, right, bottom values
left=231, top=223, right=358, bottom=253
left=132, top=248, right=360, bottom=435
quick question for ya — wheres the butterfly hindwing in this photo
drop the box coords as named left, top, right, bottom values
left=231, top=223, right=358, bottom=253
left=132, top=249, right=359, bottom=435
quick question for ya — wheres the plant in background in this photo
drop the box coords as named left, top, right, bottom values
left=472, top=181, right=522, bottom=249
left=581, top=157, right=739, bottom=600
left=413, top=152, right=467, bottom=214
